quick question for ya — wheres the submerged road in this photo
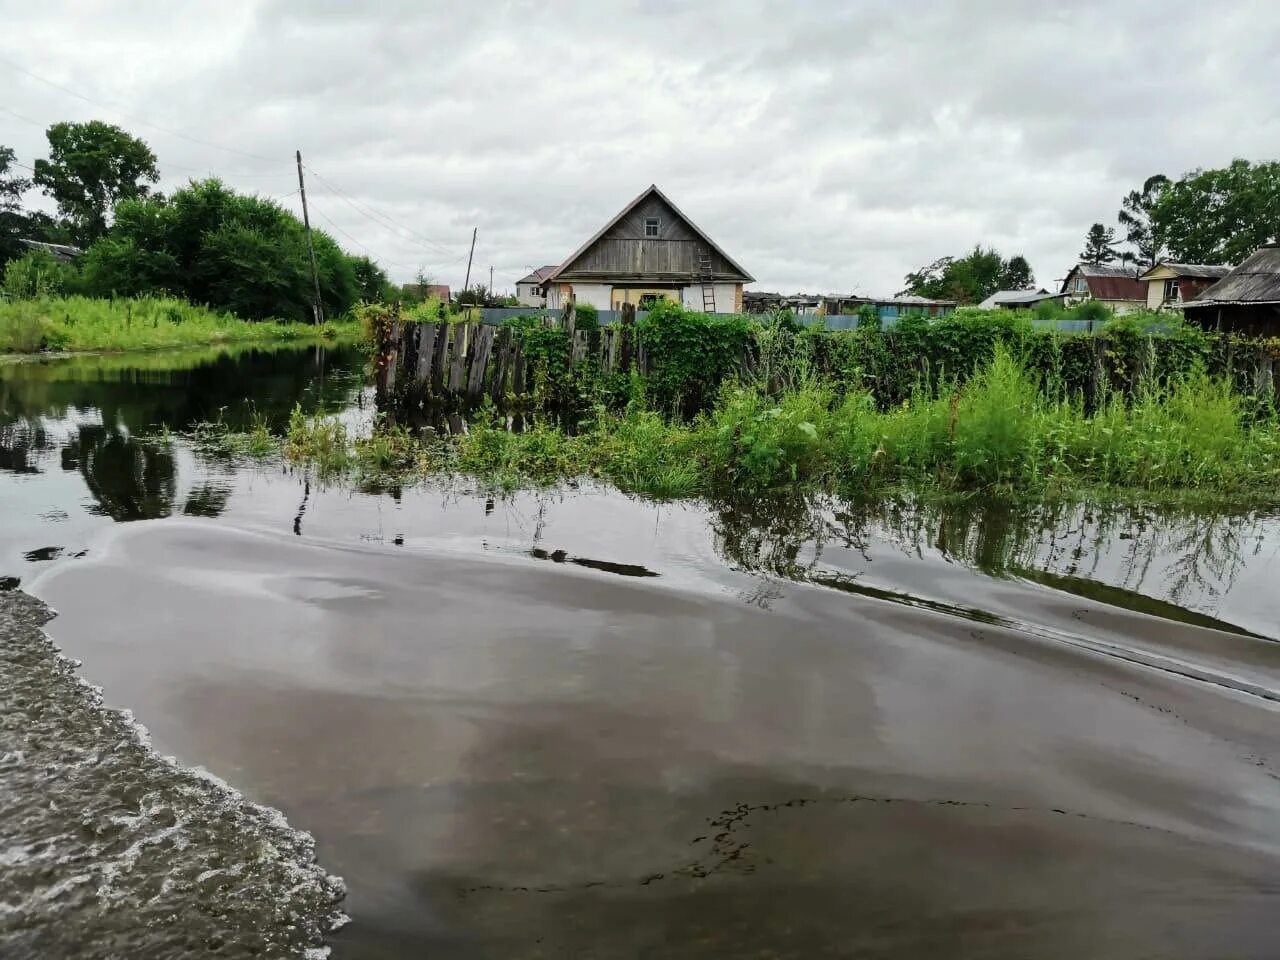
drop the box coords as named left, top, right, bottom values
left=16, top=517, right=1280, bottom=958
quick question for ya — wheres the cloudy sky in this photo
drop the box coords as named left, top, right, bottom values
left=3, top=0, right=1279, bottom=295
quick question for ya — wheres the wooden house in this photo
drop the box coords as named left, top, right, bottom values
left=1060, top=263, right=1146, bottom=314
left=1182, top=244, right=1280, bottom=335
left=1138, top=262, right=1232, bottom=311
left=543, top=185, right=753, bottom=313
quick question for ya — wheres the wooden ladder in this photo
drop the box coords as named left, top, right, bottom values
left=697, top=250, right=716, bottom=313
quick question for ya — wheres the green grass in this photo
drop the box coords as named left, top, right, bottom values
left=205, top=346, right=1280, bottom=506
left=0, top=295, right=357, bottom=354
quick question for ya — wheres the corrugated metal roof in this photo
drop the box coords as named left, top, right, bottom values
left=517, top=265, right=559, bottom=284
left=1061, top=263, right=1145, bottom=301
left=1075, top=263, right=1139, bottom=278
left=1156, top=262, right=1232, bottom=280
left=1190, top=245, right=1280, bottom=305
left=978, top=288, right=1056, bottom=308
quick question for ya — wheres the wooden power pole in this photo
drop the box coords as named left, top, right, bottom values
left=489, top=264, right=494, bottom=300
left=463, top=226, right=477, bottom=298
left=296, top=150, right=324, bottom=324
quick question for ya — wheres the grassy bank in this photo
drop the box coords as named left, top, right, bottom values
left=193, top=345, right=1280, bottom=506
left=0, top=296, right=356, bottom=354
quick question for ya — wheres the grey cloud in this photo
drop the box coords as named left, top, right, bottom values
left=2, top=0, right=1279, bottom=294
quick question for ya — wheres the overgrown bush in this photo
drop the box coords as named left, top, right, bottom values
left=2, top=249, right=75, bottom=300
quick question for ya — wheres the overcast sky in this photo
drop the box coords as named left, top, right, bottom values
left=3, top=1, right=1279, bottom=295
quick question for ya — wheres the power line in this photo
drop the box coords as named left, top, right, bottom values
left=2, top=103, right=286, bottom=181
left=308, top=200, right=420, bottom=273
left=303, top=163, right=465, bottom=260
left=0, top=54, right=280, bottom=166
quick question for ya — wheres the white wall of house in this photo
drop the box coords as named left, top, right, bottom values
left=565, top=283, right=613, bottom=310
left=680, top=284, right=741, bottom=312
left=516, top=282, right=544, bottom=308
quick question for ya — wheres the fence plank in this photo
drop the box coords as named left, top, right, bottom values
left=432, top=324, right=451, bottom=395
left=512, top=338, right=525, bottom=396
left=449, top=323, right=469, bottom=394
left=384, top=320, right=400, bottom=392
left=619, top=303, right=635, bottom=372
left=606, top=324, right=619, bottom=373
left=489, top=327, right=509, bottom=403
left=467, top=324, right=496, bottom=399
left=415, top=322, right=437, bottom=387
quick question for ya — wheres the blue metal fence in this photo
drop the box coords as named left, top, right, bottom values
left=475, top=307, right=1164, bottom=336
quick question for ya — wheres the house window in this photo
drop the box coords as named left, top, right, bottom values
left=639, top=293, right=667, bottom=308
left=644, top=217, right=660, bottom=238
left=1074, top=278, right=1088, bottom=294
left=1163, top=278, right=1180, bottom=302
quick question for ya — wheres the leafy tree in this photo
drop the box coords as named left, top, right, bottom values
left=1, top=145, right=33, bottom=264
left=1117, top=174, right=1170, bottom=266
left=900, top=247, right=1036, bottom=304
left=1003, top=255, right=1034, bottom=290
left=80, top=178, right=359, bottom=321
left=33, top=121, right=159, bottom=245
left=349, top=255, right=395, bottom=302
left=1151, top=159, right=1280, bottom=265
left=1079, top=223, right=1120, bottom=264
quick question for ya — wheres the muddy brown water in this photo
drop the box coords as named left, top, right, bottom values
left=2, top=345, right=1280, bottom=958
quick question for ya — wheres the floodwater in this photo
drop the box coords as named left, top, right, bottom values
left=2, top=345, right=1279, bottom=958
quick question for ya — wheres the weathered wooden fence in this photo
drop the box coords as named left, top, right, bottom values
left=374, top=303, right=646, bottom=404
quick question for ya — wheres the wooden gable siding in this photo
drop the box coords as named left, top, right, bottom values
left=558, top=193, right=743, bottom=281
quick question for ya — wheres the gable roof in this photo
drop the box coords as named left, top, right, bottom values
left=978, top=288, right=1056, bottom=309
left=1061, top=263, right=1145, bottom=301
left=1190, top=244, right=1280, bottom=305
left=546, top=184, right=753, bottom=283
left=517, top=265, right=559, bottom=285
left=1139, top=261, right=1233, bottom=281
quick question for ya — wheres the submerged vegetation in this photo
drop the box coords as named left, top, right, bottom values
left=0, top=296, right=354, bottom=354
left=196, top=302, right=1280, bottom=506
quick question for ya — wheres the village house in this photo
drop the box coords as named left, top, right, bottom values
left=1137, top=261, right=1232, bottom=311
left=515, top=266, right=557, bottom=308
left=978, top=288, right=1065, bottom=310
left=839, top=295, right=956, bottom=320
left=1182, top=244, right=1280, bottom=336
left=1060, top=263, right=1146, bottom=314
left=543, top=185, right=753, bottom=313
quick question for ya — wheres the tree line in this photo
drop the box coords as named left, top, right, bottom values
left=900, top=159, right=1280, bottom=303
left=1, top=121, right=398, bottom=320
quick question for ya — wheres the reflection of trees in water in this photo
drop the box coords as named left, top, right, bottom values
left=0, top=423, right=55, bottom=474
left=64, top=425, right=178, bottom=521
left=711, top=494, right=1266, bottom=618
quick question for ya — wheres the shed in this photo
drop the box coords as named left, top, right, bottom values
left=1182, top=244, right=1280, bottom=335
left=978, top=288, right=1065, bottom=310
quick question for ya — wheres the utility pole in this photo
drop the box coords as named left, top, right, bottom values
left=463, top=226, right=477, bottom=300
left=296, top=150, right=324, bottom=324
left=489, top=265, right=494, bottom=301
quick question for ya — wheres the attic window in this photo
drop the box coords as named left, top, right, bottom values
left=644, top=217, right=660, bottom=238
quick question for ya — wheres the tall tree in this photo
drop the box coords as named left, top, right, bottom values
left=1152, top=159, right=1280, bottom=265
left=1117, top=174, right=1170, bottom=267
left=33, top=121, right=159, bottom=245
left=900, top=247, right=1035, bottom=304
left=1002, top=255, right=1034, bottom=290
left=0, top=145, right=33, bottom=264
left=1079, top=223, right=1120, bottom=264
